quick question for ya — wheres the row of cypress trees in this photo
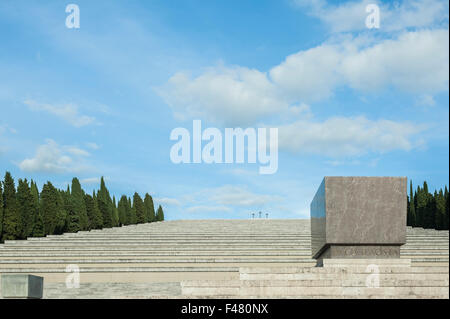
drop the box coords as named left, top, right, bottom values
left=0, top=172, right=164, bottom=242
left=407, top=181, right=449, bottom=230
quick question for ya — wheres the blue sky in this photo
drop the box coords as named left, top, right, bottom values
left=0, top=0, right=448, bottom=220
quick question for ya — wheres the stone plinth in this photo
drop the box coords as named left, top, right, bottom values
left=311, top=177, right=407, bottom=260
left=1, top=274, right=44, bottom=299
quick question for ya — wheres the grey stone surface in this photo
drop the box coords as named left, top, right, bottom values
left=43, top=282, right=181, bottom=299
left=311, top=177, right=407, bottom=259
left=1, top=274, right=43, bottom=299
left=0, top=219, right=447, bottom=298
left=182, top=261, right=449, bottom=299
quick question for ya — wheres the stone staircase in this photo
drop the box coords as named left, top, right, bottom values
left=0, top=220, right=448, bottom=298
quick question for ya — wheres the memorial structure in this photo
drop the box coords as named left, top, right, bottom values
left=311, top=177, right=407, bottom=261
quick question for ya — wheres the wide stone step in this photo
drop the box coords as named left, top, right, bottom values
left=42, top=232, right=311, bottom=236
left=43, top=282, right=182, bottom=298
left=238, top=273, right=449, bottom=281
left=401, top=247, right=449, bottom=250
left=180, top=285, right=449, bottom=298
left=404, top=241, right=449, bottom=244
left=0, top=246, right=309, bottom=251
left=0, top=252, right=312, bottom=258
left=183, top=276, right=449, bottom=288
left=0, top=245, right=310, bottom=250
left=0, top=266, right=241, bottom=273
left=0, top=266, right=303, bottom=273
left=0, top=257, right=316, bottom=265
left=0, top=269, right=241, bottom=285
left=26, top=236, right=311, bottom=241
left=404, top=245, right=449, bottom=248
left=0, top=249, right=311, bottom=255
left=401, top=252, right=449, bottom=256
left=410, top=258, right=449, bottom=263
left=0, top=255, right=444, bottom=261
left=241, top=267, right=449, bottom=274
left=5, top=239, right=310, bottom=244
left=407, top=235, right=449, bottom=238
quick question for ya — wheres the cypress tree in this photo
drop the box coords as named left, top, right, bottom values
left=118, top=195, right=128, bottom=226
left=33, top=210, right=45, bottom=237
left=85, top=194, right=103, bottom=230
left=93, top=193, right=103, bottom=229
left=0, top=171, right=164, bottom=236
left=17, top=179, right=34, bottom=239
left=156, top=205, right=164, bottom=221
left=144, top=193, right=155, bottom=223
left=408, top=181, right=416, bottom=226
left=413, top=186, right=418, bottom=224
left=67, top=178, right=89, bottom=232
left=55, top=191, right=68, bottom=234
left=420, top=181, right=435, bottom=229
left=416, top=185, right=426, bottom=227
left=41, top=182, right=59, bottom=235
left=407, top=193, right=410, bottom=225
left=97, top=177, right=113, bottom=228
left=424, top=192, right=436, bottom=229
left=444, top=186, right=449, bottom=230
left=133, top=193, right=145, bottom=224
left=0, top=181, right=4, bottom=242
left=2, top=172, right=21, bottom=240
left=128, top=197, right=136, bottom=224
left=60, top=187, right=71, bottom=222
left=30, top=181, right=42, bottom=236
left=31, top=181, right=44, bottom=238
left=66, top=193, right=80, bottom=232
left=112, top=196, right=119, bottom=227
left=435, top=189, right=446, bottom=230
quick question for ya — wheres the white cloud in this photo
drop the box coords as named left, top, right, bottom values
left=158, top=29, right=448, bottom=128
left=416, top=94, right=436, bottom=107
left=207, top=185, right=282, bottom=207
left=270, top=43, right=343, bottom=101
left=66, top=147, right=90, bottom=157
left=156, top=65, right=294, bottom=126
left=339, top=29, right=449, bottom=93
left=186, top=205, right=232, bottom=213
left=278, top=116, right=425, bottom=157
left=294, top=0, right=449, bottom=33
left=157, top=29, right=445, bottom=157
left=154, top=197, right=182, bottom=206
left=24, top=99, right=96, bottom=127
left=18, top=139, right=92, bottom=173
left=179, top=185, right=282, bottom=216
left=80, top=177, right=101, bottom=185
left=272, top=29, right=449, bottom=97
left=0, top=124, right=17, bottom=135
left=325, top=159, right=361, bottom=166
left=86, top=142, right=100, bottom=150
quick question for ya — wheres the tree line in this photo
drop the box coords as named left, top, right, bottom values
left=407, top=180, right=449, bottom=230
left=0, top=172, right=164, bottom=242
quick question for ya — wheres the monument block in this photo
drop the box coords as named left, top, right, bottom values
left=310, top=177, right=407, bottom=260
left=1, top=274, right=44, bottom=299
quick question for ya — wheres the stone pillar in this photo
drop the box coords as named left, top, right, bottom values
left=310, top=177, right=407, bottom=260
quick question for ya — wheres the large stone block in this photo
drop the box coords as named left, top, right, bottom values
left=1, top=274, right=44, bottom=299
left=310, top=177, right=407, bottom=259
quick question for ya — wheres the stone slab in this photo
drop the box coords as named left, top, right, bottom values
left=1, top=274, right=43, bottom=299
left=311, top=177, right=407, bottom=259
